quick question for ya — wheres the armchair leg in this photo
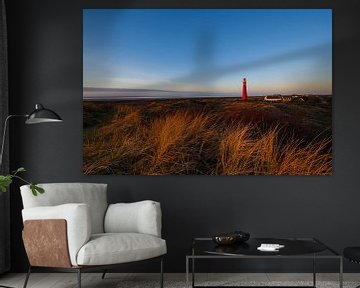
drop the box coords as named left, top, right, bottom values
left=160, top=257, right=164, bottom=288
left=77, top=268, right=81, bottom=288
left=23, top=266, right=31, bottom=288
left=101, top=270, right=107, bottom=279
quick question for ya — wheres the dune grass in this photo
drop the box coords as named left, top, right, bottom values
left=83, top=97, right=332, bottom=175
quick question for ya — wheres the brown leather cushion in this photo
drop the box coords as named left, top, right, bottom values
left=23, top=219, right=72, bottom=268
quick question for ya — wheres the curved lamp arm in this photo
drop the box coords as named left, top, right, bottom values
left=0, top=114, right=28, bottom=168
left=0, top=104, right=63, bottom=169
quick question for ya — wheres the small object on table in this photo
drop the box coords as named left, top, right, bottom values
left=233, top=230, right=250, bottom=242
left=257, top=243, right=285, bottom=252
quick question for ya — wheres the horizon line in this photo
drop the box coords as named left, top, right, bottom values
left=83, top=86, right=332, bottom=97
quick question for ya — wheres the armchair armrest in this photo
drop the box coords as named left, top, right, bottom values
left=22, top=203, right=91, bottom=266
left=104, top=200, right=162, bottom=237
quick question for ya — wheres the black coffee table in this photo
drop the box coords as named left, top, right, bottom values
left=186, top=237, right=342, bottom=288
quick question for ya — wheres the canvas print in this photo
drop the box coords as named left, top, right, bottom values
left=83, top=9, right=332, bottom=175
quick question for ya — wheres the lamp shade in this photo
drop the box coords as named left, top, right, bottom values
left=25, top=104, right=63, bottom=124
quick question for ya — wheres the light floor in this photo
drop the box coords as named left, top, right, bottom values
left=0, top=273, right=359, bottom=288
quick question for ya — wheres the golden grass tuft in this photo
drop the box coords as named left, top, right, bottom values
left=144, top=112, right=212, bottom=175
left=217, top=125, right=331, bottom=175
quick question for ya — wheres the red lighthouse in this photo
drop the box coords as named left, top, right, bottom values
left=242, top=78, right=248, bottom=101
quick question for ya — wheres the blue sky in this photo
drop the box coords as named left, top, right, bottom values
left=83, top=9, right=332, bottom=96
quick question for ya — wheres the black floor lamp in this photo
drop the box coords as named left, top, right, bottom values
left=0, top=103, right=63, bottom=167
left=0, top=103, right=62, bottom=288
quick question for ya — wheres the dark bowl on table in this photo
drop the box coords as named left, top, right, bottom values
left=212, top=231, right=250, bottom=245
left=212, top=234, right=238, bottom=245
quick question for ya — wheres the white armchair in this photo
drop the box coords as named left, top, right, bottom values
left=20, top=183, right=166, bottom=288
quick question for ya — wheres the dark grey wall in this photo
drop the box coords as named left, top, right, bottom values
left=5, top=0, right=360, bottom=273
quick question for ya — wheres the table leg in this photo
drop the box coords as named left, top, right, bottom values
left=192, top=257, right=195, bottom=288
left=313, top=254, right=316, bottom=287
left=339, top=257, right=343, bottom=288
left=192, top=246, right=195, bottom=288
left=186, top=257, right=189, bottom=288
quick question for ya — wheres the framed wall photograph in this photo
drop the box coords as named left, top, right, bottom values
left=83, top=9, right=332, bottom=175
